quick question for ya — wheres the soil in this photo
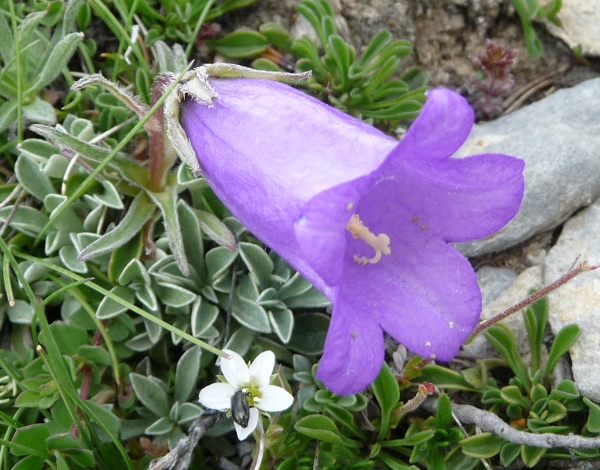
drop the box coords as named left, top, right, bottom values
left=226, top=0, right=600, bottom=121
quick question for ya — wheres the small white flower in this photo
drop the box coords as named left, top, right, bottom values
left=198, top=349, right=294, bottom=440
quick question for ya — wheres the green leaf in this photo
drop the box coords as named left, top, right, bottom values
left=146, top=187, right=189, bottom=275
left=460, top=432, right=505, bottom=458
left=194, top=208, right=237, bottom=251
left=420, top=364, right=476, bottom=391
left=206, top=31, right=268, bottom=58
left=174, top=346, right=201, bottom=403
left=238, top=242, right=273, bottom=290
left=11, top=423, right=51, bottom=455
left=154, top=282, right=196, bottom=308
left=0, top=206, right=49, bottom=238
left=545, top=323, right=580, bottom=377
left=584, top=397, right=600, bottom=433
left=206, top=246, right=237, bottom=282
left=191, top=297, right=219, bottom=337
left=269, top=308, right=294, bottom=344
left=232, top=296, right=271, bottom=333
left=15, top=154, right=58, bottom=203
left=7, top=300, right=35, bottom=325
left=295, top=415, right=361, bottom=448
left=371, top=363, right=399, bottom=440
left=287, top=312, right=329, bottom=354
left=523, top=295, right=548, bottom=372
left=22, top=97, right=57, bottom=126
left=29, top=32, right=84, bottom=92
left=259, top=22, right=293, bottom=51
left=435, top=393, right=453, bottom=429
left=130, top=373, right=170, bottom=417
left=484, top=323, right=529, bottom=387
left=499, top=442, right=521, bottom=466
left=500, top=385, right=531, bottom=409
left=78, top=191, right=155, bottom=261
left=145, top=416, right=174, bottom=435
left=520, top=444, right=546, bottom=467
left=96, top=286, right=136, bottom=319
left=77, top=345, right=112, bottom=366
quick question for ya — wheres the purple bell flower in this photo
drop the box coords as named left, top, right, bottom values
left=180, top=78, right=524, bottom=395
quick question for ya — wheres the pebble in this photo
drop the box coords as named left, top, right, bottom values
left=457, top=78, right=600, bottom=257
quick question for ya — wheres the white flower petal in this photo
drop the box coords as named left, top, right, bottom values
left=249, top=350, right=275, bottom=388
left=221, top=349, right=250, bottom=387
left=234, top=407, right=259, bottom=441
left=256, top=385, right=293, bottom=412
left=198, top=383, right=236, bottom=410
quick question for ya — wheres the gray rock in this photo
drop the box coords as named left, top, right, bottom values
left=477, top=266, right=518, bottom=305
left=457, top=78, right=600, bottom=257
left=464, top=266, right=543, bottom=358
left=545, top=197, right=600, bottom=401
left=543, top=2, right=600, bottom=57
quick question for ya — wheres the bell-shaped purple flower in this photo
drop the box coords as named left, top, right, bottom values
left=180, top=78, right=524, bottom=395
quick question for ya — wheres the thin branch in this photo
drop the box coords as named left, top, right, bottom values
left=423, top=399, right=600, bottom=449
left=148, top=410, right=223, bottom=470
left=471, top=261, right=597, bottom=337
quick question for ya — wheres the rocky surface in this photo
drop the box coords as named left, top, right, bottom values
left=544, top=199, right=600, bottom=401
left=457, top=78, right=600, bottom=257
left=543, top=1, right=600, bottom=57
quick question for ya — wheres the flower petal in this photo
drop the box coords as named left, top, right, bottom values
left=399, top=88, right=474, bottom=160
left=198, top=382, right=237, bottom=410
left=376, top=146, right=525, bottom=242
left=316, top=301, right=384, bottom=395
left=294, top=175, right=373, bottom=288
left=234, top=407, right=259, bottom=441
left=221, top=350, right=250, bottom=387
left=256, top=385, right=294, bottom=412
left=249, top=350, right=275, bottom=388
left=339, top=191, right=481, bottom=362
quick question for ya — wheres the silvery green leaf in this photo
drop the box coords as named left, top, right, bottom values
left=193, top=208, right=236, bottom=251
left=84, top=180, right=123, bottom=209
left=44, top=194, right=84, bottom=232
left=238, top=242, right=273, bottom=291
left=284, top=288, right=330, bottom=309
left=119, top=259, right=150, bottom=287
left=257, top=287, right=286, bottom=310
left=146, top=188, right=189, bottom=276
left=277, top=272, right=313, bottom=300
left=69, top=118, right=95, bottom=141
left=83, top=204, right=105, bottom=232
left=23, top=97, right=57, bottom=126
left=7, top=300, right=35, bottom=325
left=231, top=296, right=271, bottom=333
left=15, top=154, right=55, bottom=201
left=29, top=32, right=83, bottom=92
left=144, top=310, right=163, bottom=344
left=59, top=245, right=88, bottom=273
left=130, top=373, right=170, bottom=417
left=0, top=101, right=17, bottom=133
left=198, top=325, right=220, bottom=341
left=136, top=284, right=158, bottom=312
left=190, top=297, right=219, bottom=338
left=200, top=286, right=218, bottom=304
left=0, top=206, right=48, bottom=237
left=18, top=139, right=56, bottom=162
left=269, top=308, right=294, bottom=344
left=42, top=154, right=69, bottom=179
left=176, top=403, right=203, bottom=425
left=125, top=332, right=154, bottom=352
left=154, top=282, right=196, bottom=308
left=224, top=327, right=257, bottom=356
left=32, top=281, right=54, bottom=297
left=23, top=261, right=50, bottom=284
left=205, top=246, right=237, bottom=282
left=79, top=191, right=155, bottom=261
left=0, top=11, right=13, bottom=63
left=45, top=230, right=71, bottom=255
left=17, top=11, right=46, bottom=48
left=174, top=346, right=201, bottom=403
left=236, top=275, right=259, bottom=301
left=177, top=201, right=205, bottom=280
left=144, top=417, right=173, bottom=436
left=96, top=286, right=135, bottom=319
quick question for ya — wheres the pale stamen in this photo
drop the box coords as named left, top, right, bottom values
left=346, top=214, right=391, bottom=265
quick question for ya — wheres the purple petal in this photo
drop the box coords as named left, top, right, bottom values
left=316, top=300, right=384, bottom=395
left=399, top=88, right=474, bottom=160
left=376, top=146, right=525, bottom=242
